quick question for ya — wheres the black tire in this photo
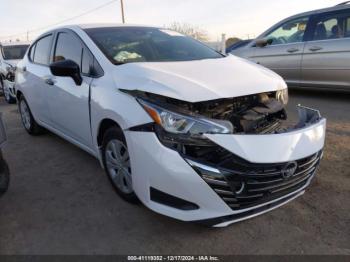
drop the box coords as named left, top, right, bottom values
left=0, top=152, right=10, bottom=195
left=102, top=127, right=138, bottom=203
left=18, top=95, right=45, bottom=135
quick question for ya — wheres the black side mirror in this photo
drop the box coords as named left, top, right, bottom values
left=255, top=38, right=273, bottom=48
left=50, top=59, right=82, bottom=86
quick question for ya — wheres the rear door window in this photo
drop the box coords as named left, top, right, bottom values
left=33, top=35, right=53, bottom=65
left=312, top=10, right=350, bottom=40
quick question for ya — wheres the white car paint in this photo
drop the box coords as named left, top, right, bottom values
left=15, top=24, right=326, bottom=227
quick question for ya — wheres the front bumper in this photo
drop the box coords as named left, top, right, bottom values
left=125, top=106, right=326, bottom=227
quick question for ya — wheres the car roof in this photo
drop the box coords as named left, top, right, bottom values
left=283, top=3, right=350, bottom=20
left=0, top=41, right=31, bottom=47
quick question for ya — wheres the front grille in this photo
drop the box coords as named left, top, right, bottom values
left=187, top=151, right=322, bottom=211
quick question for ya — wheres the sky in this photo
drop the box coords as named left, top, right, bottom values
left=0, top=0, right=343, bottom=42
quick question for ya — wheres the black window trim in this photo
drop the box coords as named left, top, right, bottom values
left=52, top=29, right=104, bottom=78
left=28, top=33, right=54, bottom=67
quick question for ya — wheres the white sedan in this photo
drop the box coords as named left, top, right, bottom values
left=15, top=24, right=326, bottom=227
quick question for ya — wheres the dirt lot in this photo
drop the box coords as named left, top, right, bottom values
left=0, top=90, right=349, bottom=255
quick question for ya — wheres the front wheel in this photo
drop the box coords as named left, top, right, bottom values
left=102, top=127, right=138, bottom=203
left=18, top=95, right=44, bottom=135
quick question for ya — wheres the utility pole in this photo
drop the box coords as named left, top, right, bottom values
left=120, top=0, right=125, bottom=24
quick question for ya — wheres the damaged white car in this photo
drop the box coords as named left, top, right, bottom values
left=15, top=25, right=326, bottom=227
left=0, top=42, right=30, bottom=103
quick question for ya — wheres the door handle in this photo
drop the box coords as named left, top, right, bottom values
left=44, top=78, right=55, bottom=86
left=287, top=48, right=299, bottom=53
left=309, top=46, right=323, bottom=52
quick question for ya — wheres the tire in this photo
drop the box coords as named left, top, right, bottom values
left=0, top=152, right=10, bottom=195
left=102, top=127, right=138, bottom=203
left=18, top=95, right=44, bottom=135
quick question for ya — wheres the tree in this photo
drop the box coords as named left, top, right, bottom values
left=226, top=37, right=241, bottom=48
left=168, top=22, right=209, bottom=42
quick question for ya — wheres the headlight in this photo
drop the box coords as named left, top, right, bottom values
left=276, top=88, right=289, bottom=105
left=138, top=99, right=233, bottom=135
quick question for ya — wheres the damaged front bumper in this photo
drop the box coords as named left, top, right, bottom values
left=126, top=106, right=326, bottom=227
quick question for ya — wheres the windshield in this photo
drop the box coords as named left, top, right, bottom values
left=84, top=27, right=223, bottom=64
left=2, top=45, right=29, bottom=60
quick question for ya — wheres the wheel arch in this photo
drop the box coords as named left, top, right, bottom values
left=96, top=118, right=123, bottom=147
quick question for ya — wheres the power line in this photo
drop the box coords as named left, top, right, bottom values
left=0, top=0, right=119, bottom=40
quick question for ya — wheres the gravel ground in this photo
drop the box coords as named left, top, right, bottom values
left=0, top=89, right=349, bottom=255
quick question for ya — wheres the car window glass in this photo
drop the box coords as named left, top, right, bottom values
left=85, top=27, right=223, bottom=64
left=29, top=44, right=36, bottom=61
left=264, top=17, right=309, bottom=46
left=54, top=32, right=82, bottom=68
left=33, top=35, right=53, bottom=65
left=81, top=47, right=93, bottom=75
left=2, top=45, right=28, bottom=60
left=313, top=11, right=350, bottom=40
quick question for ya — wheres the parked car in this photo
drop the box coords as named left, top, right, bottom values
left=232, top=2, right=350, bottom=91
left=15, top=24, right=326, bottom=227
left=0, top=113, right=9, bottom=195
left=226, top=39, right=251, bottom=53
left=0, top=42, right=30, bottom=103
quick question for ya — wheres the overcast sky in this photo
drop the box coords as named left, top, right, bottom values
left=0, top=0, right=342, bottom=42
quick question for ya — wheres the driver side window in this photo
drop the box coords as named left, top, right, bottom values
left=264, top=17, right=309, bottom=46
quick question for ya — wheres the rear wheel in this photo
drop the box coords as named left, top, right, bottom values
left=18, top=95, right=44, bottom=135
left=102, top=127, right=138, bottom=203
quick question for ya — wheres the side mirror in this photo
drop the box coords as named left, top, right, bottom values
left=49, top=59, right=82, bottom=86
left=255, top=38, right=273, bottom=48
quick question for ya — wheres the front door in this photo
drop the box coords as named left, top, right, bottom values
left=45, top=31, right=94, bottom=148
left=251, top=16, right=310, bottom=87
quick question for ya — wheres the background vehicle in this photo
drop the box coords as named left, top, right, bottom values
left=0, top=113, right=9, bottom=195
left=226, top=39, right=251, bottom=53
left=0, top=42, right=30, bottom=103
left=15, top=25, right=325, bottom=227
left=232, top=2, right=350, bottom=91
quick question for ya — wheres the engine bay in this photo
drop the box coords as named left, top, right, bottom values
left=125, top=90, right=287, bottom=134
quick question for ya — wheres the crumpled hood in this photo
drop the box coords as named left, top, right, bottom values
left=113, top=55, right=287, bottom=102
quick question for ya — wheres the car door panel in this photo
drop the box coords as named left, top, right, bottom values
left=46, top=76, right=93, bottom=148
left=45, top=31, right=94, bottom=149
left=251, top=43, right=306, bottom=86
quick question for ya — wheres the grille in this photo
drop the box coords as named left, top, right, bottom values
left=188, top=151, right=322, bottom=211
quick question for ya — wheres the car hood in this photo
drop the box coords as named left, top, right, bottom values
left=3, top=59, right=21, bottom=68
left=113, top=55, right=286, bottom=102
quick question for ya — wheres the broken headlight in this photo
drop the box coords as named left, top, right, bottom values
left=138, top=99, right=233, bottom=135
left=275, top=88, right=289, bottom=105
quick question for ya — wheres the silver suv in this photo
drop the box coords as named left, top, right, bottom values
left=232, top=2, right=350, bottom=91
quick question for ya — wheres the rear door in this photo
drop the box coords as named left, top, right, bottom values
left=251, top=16, right=310, bottom=87
left=45, top=30, right=94, bottom=148
left=301, top=9, right=350, bottom=90
left=20, top=34, right=54, bottom=124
